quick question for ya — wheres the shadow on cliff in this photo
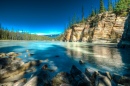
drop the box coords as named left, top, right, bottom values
left=117, top=12, right=130, bottom=76
left=118, top=12, right=130, bottom=48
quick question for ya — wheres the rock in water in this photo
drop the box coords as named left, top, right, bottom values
left=79, top=60, right=85, bottom=64
left=30, top=60, right=43, bottom=66
left=95, top=73, right=112, bottom=86
left=0, top=58, right=11, bottom=66
left=70, top=65, right=92, bottom=86
left=23, top=76, right=38, bottom=86
left=85, top=68, right=97, bottom=85
left=0, top=71, right=25, bottom=83
left=0, top=82, right=14, bottom=86
left=24, top=69, right=51, bottom=86
left=52, top=72, right=73, bottom=86
left=0, top=62, right=31, bottom=82
left=14, top=78, right=27, bottom=86
left=113, top=74, right=130, bottom=85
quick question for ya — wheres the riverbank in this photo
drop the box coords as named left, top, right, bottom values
left=0, top=52, right=130, bottom=86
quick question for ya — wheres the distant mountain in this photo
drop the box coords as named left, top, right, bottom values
left=44, top=34, right=60, bottom=38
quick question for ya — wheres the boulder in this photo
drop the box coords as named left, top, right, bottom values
left=0, top=62, right=31, bottom=82
left=24, top=69, right=51, bottom=86
left=14, top=78, right=27, bottom=86
left=0, top=82, right=14, bottom=86
left=70, top=65, right=92, bottom=86
left=85, top=68, right=97, bottom=85
left=98, top=71, right=112, bottom=81
left=113, top=74, right=130, bottom=85
left=0, top=58, right=11, bottom=67
left=95, top=73, right=112, bottom=86
left=30, top=60, right=43, bottom=66
left=0, top=53, right=6, bottom=58
left=60, top=83, right=72, bottom=86
left=52, top=72, right=73, bottom=86
left=79, top=60, right=86, bottom=64
left=0, top=71, right=25, bottom=83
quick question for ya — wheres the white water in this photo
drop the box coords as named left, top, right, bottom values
left=0, top=41, right=130, bottom=77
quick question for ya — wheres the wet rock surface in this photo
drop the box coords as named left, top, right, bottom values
left=0, top=52, right=44, bottom=85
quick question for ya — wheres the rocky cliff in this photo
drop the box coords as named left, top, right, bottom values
left=118, top=11, right=130, bottom=48
left=63, top=12, right=127, bottom=43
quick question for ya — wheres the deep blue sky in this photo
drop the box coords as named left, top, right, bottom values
left=0, top=0, right=116, bottom=35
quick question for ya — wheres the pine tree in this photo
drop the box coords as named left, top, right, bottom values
left=99, top=0, right=106, bottom=13
left=91, top=9, right=96, bottom=17
left=82, top=6, right=85, bottom=22
left=114, top=0, right=130, bottom=15
left=108, top=0, right=113, bottom=11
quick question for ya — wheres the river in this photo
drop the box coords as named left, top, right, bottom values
left=0, top=41, right=130, bottom=77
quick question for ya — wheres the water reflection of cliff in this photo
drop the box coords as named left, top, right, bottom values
left=65, top=43, right=124, bottom=72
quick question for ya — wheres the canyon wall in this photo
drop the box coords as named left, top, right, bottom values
left=63, top=12, right=127, bottom=43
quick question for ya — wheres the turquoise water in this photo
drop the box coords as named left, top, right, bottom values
left=0, top=41, right=130, bottom=77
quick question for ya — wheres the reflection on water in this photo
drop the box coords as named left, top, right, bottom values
left=63, top=42, right=130, bottom=75
left=0, top=41, right=130, bottom=76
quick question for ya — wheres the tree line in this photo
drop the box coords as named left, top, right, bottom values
left=66, top=0, right=130, bottom=30
left=0, top=25, right=52, bottom=40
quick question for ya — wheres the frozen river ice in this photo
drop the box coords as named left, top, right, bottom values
left=0, top=41, right=130, bottom=77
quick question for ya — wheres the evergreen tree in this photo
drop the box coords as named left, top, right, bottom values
left=91, top=9, right=96, bottom=17
left=114, top=0, right=130, bottom=15
left=99, top=0, right=106, bottom=13
left=82, top=6, right=85, bottom=22
left=108, top=0, right=113, bottom=11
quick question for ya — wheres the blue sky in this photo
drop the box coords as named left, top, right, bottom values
left=0, top=0, right=116, bottom=35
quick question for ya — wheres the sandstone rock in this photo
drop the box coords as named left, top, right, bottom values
left=70, top=65, right=92, bottom=86
left=64, top=29, right=72, bottom=42
left=0, top=58, right=11, bottom=66
left=30, top=60, right=43, bottom=66
left=79, top=60, right=86, bottom=64
left=52, top=72, right=73, bottom=86
left=26, top=67, right=36, bottom=73
left=85, top=68, right=97, bottom=85
left=95, top=73, right=112, bottom=86
left=14, top=78, right=27, bottom=86
left=24, top=69, right=51, bottom=86
left=98, top=71, right=112, bottom=80
left=60, top=83, right=72, bottom=86
left=62, top=12, right=126, bottom=43
left=0, top=62, right=31, bottom=82
left=113, top=74, right=130, bottom=85
left=0, top=71, right=25, bottom=83
left=0, top=82, right=14, bottom=86
left=0, top=53, right=6, bottom=58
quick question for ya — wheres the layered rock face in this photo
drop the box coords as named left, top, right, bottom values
left=118, top=12, right=130, bottom=48
left=63, top=12, right=127, bottom=43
